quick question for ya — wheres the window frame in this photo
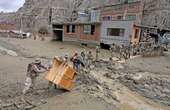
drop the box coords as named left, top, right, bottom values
left=66, top=25, right=76, bottom=33
left=107, top=28, right=125, bottom=37
left=83, top=24, right=95, bottom=35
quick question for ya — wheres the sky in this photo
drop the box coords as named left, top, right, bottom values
left=0, top=0, right=25, bottom=12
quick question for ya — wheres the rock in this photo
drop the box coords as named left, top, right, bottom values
left=7, top=50, right=18, bottom=57
left=114, top=63, right=124, bottom=70
left=89, top=65, right=95, bottom=69
left=2, top=103, right=14, bottom=108
left=0, top=46, right=18, bottom=57
left=24, top=105, right=35, bottom=110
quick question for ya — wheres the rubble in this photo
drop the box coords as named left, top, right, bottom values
left=75, top=60, right=124, bottom=106
left=0, top=36, right=170, bottom=109
left=0, top=87, right=49, bottom=110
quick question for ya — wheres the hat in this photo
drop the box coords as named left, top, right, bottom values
left=35, top=58, right=41, bottom=64
left=64, top=54, right=69, bottom=59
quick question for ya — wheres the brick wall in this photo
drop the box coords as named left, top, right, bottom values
left=100, top=1, right=143, bottom=24
left=63, top=23, right=100, bottom=44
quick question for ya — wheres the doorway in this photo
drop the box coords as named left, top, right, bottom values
left=52, top=25, right=63, bottom=41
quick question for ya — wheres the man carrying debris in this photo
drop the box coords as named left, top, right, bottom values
left=81, top=50, right=86, bottom=64
left=22, top=58, right=48, bottom=95
left=110, top=43, right=116, bottom=58
left=95, top=46, right=100, bottom=61
left=86, top=50, right=94, bottom=67
left=119, top=44, right=124, bottom=60
left=71, top=52, right=85, bottom=72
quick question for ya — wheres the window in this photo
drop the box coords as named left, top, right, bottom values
left=72, top=25, right=75, bottom=33
left=117, top=16, right=123, bottom=20
left=107, top=28, right=125, bottom=37
left=84, top=25, right=95, bottom=35
left=128, top=0, right=134, bottom=3
left=127, top=15, right=136, bottom=20
left=103, top=16, right=112, bottom=21
left=128, top=4, right=136, bottom=9
left=134, top=29, right=139, bottom=38
left=66, top=25, right=76, bottom=33
left=115, top=5, right=123, bottom=11
left=118, top=0, right=134, bottom=4
left=66, top=25, right=70, bottom=33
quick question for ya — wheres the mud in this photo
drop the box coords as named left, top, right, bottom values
left=0, top=37, right=170, bottom=110
left=120, top=72, right=170, bottom=105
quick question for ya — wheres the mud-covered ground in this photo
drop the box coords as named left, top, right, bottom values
left=0, top=37, right=170, bottom=110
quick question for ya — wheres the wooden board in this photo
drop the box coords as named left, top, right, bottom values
left=45, top=57, right=76, bottom=91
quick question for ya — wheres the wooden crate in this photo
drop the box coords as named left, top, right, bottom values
left=45, top=57, right=76, bottom=91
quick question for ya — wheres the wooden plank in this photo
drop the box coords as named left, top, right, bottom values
left=45, top=57, right=76, bottom=91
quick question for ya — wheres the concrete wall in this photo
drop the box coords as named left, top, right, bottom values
left=101, top=20, right=134, bottom=45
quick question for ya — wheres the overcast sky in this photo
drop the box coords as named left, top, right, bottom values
left=0, top=0, right=25, bottom=12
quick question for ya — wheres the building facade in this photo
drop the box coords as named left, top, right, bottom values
left=101, top=20, right=141, bottom=45
left=52, top=22, right=101, bottom=44
left=52, top=0, right=143, bottom=45
left=99, top=0, right=143, bottom=24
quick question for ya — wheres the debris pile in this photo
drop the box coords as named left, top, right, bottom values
left=75, top=60, right=125, bottom=106
left=0, top=86, right=50, bottom=110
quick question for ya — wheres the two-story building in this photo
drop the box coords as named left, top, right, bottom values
left=98, top=0, right=143, bottom=45
left=52, top=0, right=143, bottom=46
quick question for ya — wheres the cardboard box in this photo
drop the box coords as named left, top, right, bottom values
left=45, top=57, right=76, bottom=91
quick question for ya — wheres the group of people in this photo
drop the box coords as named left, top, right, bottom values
left=110, top=43, right=131, bottom=60
left=22, top=46, right=101, bottom=95
left=24, top=43, right=144, bottom=95
left=70, top=48, right=99, bottom=72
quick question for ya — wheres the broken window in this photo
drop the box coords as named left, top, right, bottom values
left=83, top=25, right=95, bottom=35
left=66, top=25, right=76, bottom=33
left=107, top=28, right=125, bottom=37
